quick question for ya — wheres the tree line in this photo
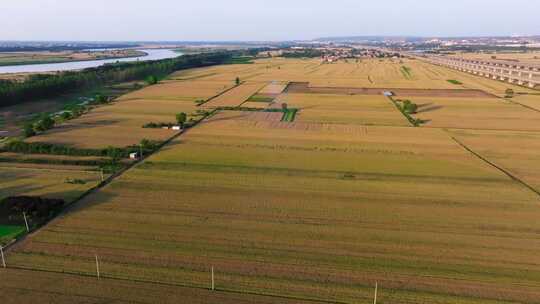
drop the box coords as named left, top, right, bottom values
left=0, top=51, right=240, bottom=108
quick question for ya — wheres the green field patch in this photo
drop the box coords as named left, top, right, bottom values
left=401, top=66, right=413, bottom=79
left=281, top=108, right=298, bottom=122
left=247, top=95, right=275, bottom=103
left=447, top=79, right=463, bottom=85
left=0, top=225, right=25, bottom=244
left=224, top=56, right=254, bottom=64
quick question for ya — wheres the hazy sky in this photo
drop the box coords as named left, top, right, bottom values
left=1, top=0, right=539, bottom=41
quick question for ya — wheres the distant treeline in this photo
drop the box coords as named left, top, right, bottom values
left=281, top=49, right=324, bottom=58
left=0, top=50, right=246, bottom=108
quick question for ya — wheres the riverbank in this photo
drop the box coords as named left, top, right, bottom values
left=0, top=49, right=180, bottom=74
left=0, top=49, right=146, bottom=67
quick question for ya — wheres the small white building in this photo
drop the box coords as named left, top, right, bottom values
left=172, top=126, right=182, bottom=131
left=383, top=91, right=394, bottom=97
left=129, top=152, right=140, bottom=160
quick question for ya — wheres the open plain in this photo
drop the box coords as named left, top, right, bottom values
left=1, top=57, right=540, bottom=303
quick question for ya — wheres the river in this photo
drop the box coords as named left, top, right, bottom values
left=0, top=49, right=181, bottom=74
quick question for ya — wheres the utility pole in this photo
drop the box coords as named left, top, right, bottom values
left=95, top=255, right=100, bottom=279
left=1, top=246, right=5, bottom=268
left=23, top=212, right=29, bottom=232
left=374, top=282, right=378, bottom=304
left=211, top=266, right=215, bottom=291
left=100, top=169, right=104, bottom=182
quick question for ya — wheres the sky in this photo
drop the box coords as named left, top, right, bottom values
left=1, top=0, right=539, bottom=41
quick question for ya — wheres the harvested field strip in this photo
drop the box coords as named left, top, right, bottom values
left=451, top=136, right=540, bottom=197
left=138, top=161, right=509, bottom=184
left=285, top=82, right=495, bottom=98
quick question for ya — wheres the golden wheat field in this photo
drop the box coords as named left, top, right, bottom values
left=400, top=96, right=540, bottom=131
left=450, top=51, right=540, bottom=65
left=203, top=82, right=267, bottom=108
left=2, top=57, right=540, bottom=304
left=279, top=93, right=410, bottom=126
left=0, top=165, right=102, bottom=202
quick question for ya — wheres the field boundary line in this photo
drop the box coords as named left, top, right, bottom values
left=503, top=97, right=540, bottom=114
left=3, top=266, right=347, bottom=304
left=450, top=136, right=540, bottom=197
left=386, top=96, right=417, bottom=127
left=197, top=82, right=244, bottom=107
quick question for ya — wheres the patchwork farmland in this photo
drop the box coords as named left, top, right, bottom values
left=1, top=57, right=540, bottom=304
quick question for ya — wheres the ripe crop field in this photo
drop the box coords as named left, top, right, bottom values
left=203, top=82, right=267, bottom=108
left=277, top=93, right=410, bottom=126
left=449, top=51, right=540, bottom=65
left=402, top=96, right=540, bottom=131
left=0, top=268, right=314, bottom=304
left=7, top=112, right=540, bottom=303
left=119, top=79, right=234, bottom=102
left=449, top=128, right=540, bottom=191
left=0, top=166, right=102, bottom=202
left=512, top=94, right=540, bottom=111
left=26, top=79, right=236, bottom=149
left=2, top=57, right=540, bottom=303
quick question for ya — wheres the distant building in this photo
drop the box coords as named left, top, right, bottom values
left=383, top=91, right=394, bottom=97
left=129, top=152, right=140, bottom=160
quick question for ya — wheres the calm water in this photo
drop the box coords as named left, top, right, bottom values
left=0, top=49, right=181, bottom=74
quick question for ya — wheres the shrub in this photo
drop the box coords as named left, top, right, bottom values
left=23, top=123, right=36, bottom=138
left=146, top=75, right=158, bottom=85
left=34, top=115, right=55, bottom=132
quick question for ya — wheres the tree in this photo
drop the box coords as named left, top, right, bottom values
left=61, top=111, right=73, bottom=120
left=94, top=94, right=108, bottom=104
left=146, top=75, right=158, bottom=85
left=140, top=138, right=152, bottom=151
left=505, top=88, right=515, bottom=98
left=281, top=103, right=288, bottom=111
left=401, top=100, right=418, bottom=114
left=23, top=123, right=36, bottom=138
left=176, top=112, right=187, bottom=127
left=235, top=77, right=240, bottom=86
left=106, top=146, right=123, bottom=163
left=34, top=115, right=55, bottom=132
